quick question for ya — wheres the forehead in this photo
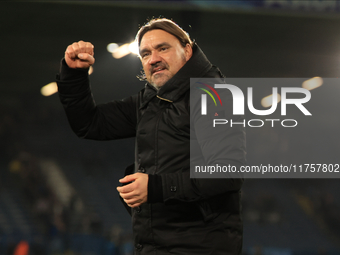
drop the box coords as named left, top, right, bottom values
left=139, top=29, right=180, bottom=49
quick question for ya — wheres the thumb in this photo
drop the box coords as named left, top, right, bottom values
left=119, top=174, right=137, bottom=183
left=78, top=53, right=94, bottom=60
left=78, top=53, right=88, bottom=59
left=76, top=53, right=95, bottom=68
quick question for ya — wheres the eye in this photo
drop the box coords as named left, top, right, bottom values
left=141, top=52, right=150, bottom=59
left=160, top=47, right=168, bottom=51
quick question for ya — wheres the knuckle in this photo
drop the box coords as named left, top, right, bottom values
left=66, top=45, right=74, bottom=52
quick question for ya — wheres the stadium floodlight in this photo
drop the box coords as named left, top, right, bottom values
left=107, top=43, right=119, bottom=53
left=41, top=67, right=93, bottom=97
left=261, top=93, right=281, bottom=108
left=302, top=77, right=323, bottom=91
left=41, top=82, right=58, bottom=97
left=111, top=41, right=139, bottom=59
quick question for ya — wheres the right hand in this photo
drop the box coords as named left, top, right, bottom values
left=65, top=40, right=95, bottom=69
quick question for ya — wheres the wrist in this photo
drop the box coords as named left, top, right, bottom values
left=59, top=58, right=89, bottom=81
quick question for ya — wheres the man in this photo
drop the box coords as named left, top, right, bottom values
left=57, top=18, right=246, bottom=254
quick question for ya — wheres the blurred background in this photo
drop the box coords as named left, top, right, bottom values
left=1, top=1, right=340, bottom=254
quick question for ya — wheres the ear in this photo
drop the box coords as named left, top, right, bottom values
left=184, top=43, right=193, bottom=61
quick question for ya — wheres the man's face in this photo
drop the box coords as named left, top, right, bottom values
left=139, top=29, right=192, bottom=89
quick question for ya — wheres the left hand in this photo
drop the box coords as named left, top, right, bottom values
left=117, top=173, right=148, bottom=208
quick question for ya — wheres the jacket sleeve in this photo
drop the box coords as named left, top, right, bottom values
left=56, top=59, right=138, bottom=140
left=160, top=87, right=246, bottom=203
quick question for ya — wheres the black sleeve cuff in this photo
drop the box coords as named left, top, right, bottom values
left=58, top=58, right=89, bottom=81
left=148, top=174, right=163, bottom=203
left=56, top=59, right=91, bottom=95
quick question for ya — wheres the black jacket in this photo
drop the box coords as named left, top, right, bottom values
left=57, top=44, right=246, bottom=255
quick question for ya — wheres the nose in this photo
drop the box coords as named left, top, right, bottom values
left=149, top=51, right=162, bottom=65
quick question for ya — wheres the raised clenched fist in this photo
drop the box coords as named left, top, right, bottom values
left=65, top=40, right=95, bottom=69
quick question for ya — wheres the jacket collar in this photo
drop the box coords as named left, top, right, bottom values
left=141, top=43, right=212, bottom=107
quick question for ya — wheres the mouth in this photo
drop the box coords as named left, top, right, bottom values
left=152, top=66, right=166, bottom=75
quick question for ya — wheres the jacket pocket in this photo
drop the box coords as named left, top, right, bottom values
left=197, top=193, right=231, bottom=222
left=197, top=199, right=220, bottom=222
